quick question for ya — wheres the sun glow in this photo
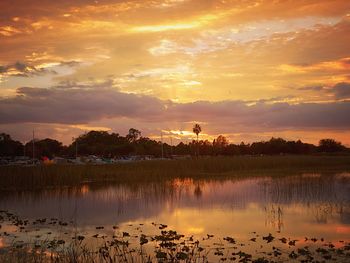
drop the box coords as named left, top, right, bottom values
left=130, top=22, right=199, bottom=32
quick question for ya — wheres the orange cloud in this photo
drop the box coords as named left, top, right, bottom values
left=0, top=25, right=21, bottom=36
left=280, top=57, right=350, bottom=74
left=1, top=0, right=350, bottom=144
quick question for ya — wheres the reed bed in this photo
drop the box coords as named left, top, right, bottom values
left=1, top=155, right=350, bottom=190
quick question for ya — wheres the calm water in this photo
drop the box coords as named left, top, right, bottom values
left=1, top=171, right=350, bottom=259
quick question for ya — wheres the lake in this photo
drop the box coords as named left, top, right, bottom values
left=1, top=171, right=350, bottom=261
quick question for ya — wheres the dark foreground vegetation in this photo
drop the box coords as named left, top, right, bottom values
left=0, top=210, right=349, bottom=263
left=1, top=129, right=349, bottom=159
left=1, top=155, right=350, bottom=190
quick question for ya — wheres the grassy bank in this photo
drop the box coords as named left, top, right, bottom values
left=1, top=155, right=350, bottom=190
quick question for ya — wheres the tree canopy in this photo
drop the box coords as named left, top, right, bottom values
left=0, top=131, right=348, bottom=158
left=0, top=133, right=23, bottom=156
left=318, top=139, right=346, bottom=153
left=192, top=124, right=202, bottom=140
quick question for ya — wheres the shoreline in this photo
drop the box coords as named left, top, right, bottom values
left=1, top=155, right=350, bottom=191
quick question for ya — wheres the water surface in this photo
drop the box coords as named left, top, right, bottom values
left=1, top=171, right=350, bottom=260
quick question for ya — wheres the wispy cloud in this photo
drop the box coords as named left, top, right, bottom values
left=0, top=62, right=56, bottom=77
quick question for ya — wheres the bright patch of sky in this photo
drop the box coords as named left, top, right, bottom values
left=149, top=16, right=341, bottom=56
left=0, top=62, right=83, bottom=91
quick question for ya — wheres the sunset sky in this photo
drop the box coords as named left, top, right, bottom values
left=1, top=0, right=350, bottom=145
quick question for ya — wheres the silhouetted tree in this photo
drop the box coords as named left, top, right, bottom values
left=0, top=133, right=23, bottom=156
left=70, top=131, right=131, bottom=157
left=238, top=142, right=250, bottom=155
left=318, top=139, right=346, bottom=153
left=192, top=124, right=202, bottom=142
left=126, top=128, right=141, bottom=142
left=1, top=131, right=348, bottom=158
left=35, top=138, right=63, bottom=158
left=198, top=140, right=212, bottom=155
left=135, top=137, right=162, bottom=156
left=175, top=142, right=190, bottom=155
left=213, top=135, right=229, bottom=155
left=192, top=124, right=202, bottom=156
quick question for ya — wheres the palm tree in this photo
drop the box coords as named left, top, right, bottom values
left=192, top=123, right=202, bottom=156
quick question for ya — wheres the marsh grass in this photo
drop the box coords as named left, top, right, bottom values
left=1, top=155, right=350, bottom=190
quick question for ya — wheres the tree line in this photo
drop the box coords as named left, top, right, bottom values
left=0, top=126, right=349, bottom=158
